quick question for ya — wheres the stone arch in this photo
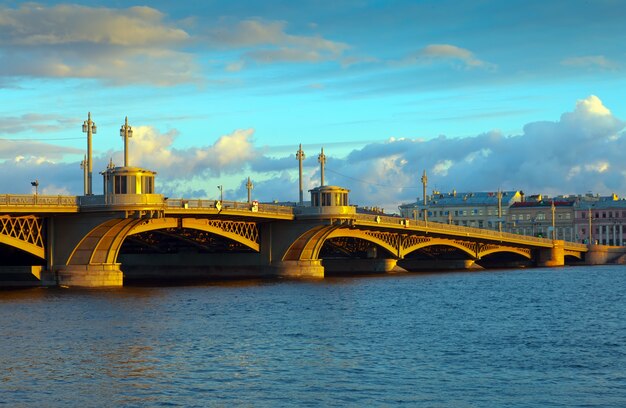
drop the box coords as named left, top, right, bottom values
left=564, top=250, right=583, bottom=260
left=66, top=218, right=144, bottom=266
left=282, top=225, right=342, bottom=261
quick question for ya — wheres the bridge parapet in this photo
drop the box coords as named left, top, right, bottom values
left=353, top=214, right=587, bottom=251
left=165, top=198, right=295, bottom=217
left=295, top=205, right=356, bottom=219
left=0, top=194, right=78, bottom=211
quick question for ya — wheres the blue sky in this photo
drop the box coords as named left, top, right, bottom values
left=1, top=0, right=626, bottom=212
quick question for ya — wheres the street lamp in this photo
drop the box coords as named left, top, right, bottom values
left=80, top=155, right=88, bottom=195
left=296, top=144, right=305, bottom=204
left=551, top=200, right=556, bottom=240
left=217, top=185, right=223, bottom=203
left=318, top=148, right=326, bottom=186
left=246, top=177, right=253, bottom=203
left=421, top=170, right=428, bottom=222
left=31, top=180, right=39, bottom=196
left=82, top=112, right=97, bottom=195
left=120, top=116, right=133, bottom=167
left=587, top=206, right=593, bottom=245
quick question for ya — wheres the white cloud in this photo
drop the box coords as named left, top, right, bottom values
left=404, top=44, right=495, bottom=70
left=585, top=161, right=610, bottom=173
left=0, top=4, right=197, bottom=85
left=561, top=55, right=618, bottom=70
left=432, top=160, right=454, bottom=176
left=209, top=19, right=349, bottom=66
left=107, top=126, right=258, bottom=180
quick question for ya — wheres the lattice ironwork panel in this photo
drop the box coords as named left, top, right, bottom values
left=454, top=240, right=478, bottom=254
left=402, top=235, right=432, bottom=250
left=0, top=215, right=44, bottom=248
left=206, top=220, right=259, bottom=244
left=325, top=237, right=376, bottom=255
left=364, top=230, right=400, bottom=248
left=123, top=229, right=255, bottom=253
left=478, top=243, right=502, bottom=253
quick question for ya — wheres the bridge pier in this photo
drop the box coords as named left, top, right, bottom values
left=322, top=258, right=407, bottom=275
left=536, top=240, right=565, bottom=267
left=271, top=260, right=325, bottom=279
left=398, top=259, right=480, bottom=272
left=55, top=264, right=124, bottom=288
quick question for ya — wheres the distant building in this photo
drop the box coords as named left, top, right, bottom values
left=398, top=190, right=522, bottom=230
left=575, top=195, right=626, bottom=245
left=508, top=200, right=576, bottom=240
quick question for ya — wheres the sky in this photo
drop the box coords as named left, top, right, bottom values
left=1, top=0, right=626, bottom=213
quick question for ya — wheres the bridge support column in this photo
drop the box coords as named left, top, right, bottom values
left=536, top=240, right=565, bottom=267
left=55, top=264, right=124, bottom=288
left=270, top=260, right=325, bottom=279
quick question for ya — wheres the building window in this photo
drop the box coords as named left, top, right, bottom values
left=114, top=175, right=127, bottom=194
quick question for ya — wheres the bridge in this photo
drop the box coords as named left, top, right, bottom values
left=1, top=187, right=604, bottom=288
left=0, top=114, right=617, bottom=287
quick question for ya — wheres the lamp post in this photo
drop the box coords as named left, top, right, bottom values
left=421, top=170, right=428, bottom=222
left=31, top=180, right=39, bottom=196
left=80, top=155, right=88, bottom=195
left=497, top=189, right=502, bottom=232
left=119, top=116, right=133, bottom=167
left=318, top=148, right=326, bottom=186
left=551, top=200, right=556, bottom=240
left=587, top=207, right=593, bottom=245
left=82, top=112, right=97, bottom=195
left=246, top=177, right=253, bottom=203
left=296, top=144, right=305, bottom=204
left=217, top=185, right=223, bottom=203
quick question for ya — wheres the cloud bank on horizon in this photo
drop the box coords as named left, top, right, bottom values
left=1, top=95, right=624, bottom=213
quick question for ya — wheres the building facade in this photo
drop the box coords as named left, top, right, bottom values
left=399, top=190, right=522, bottom=230
left=575, top=199, right=626, bottom=245
left=507, top=200, right=576, bottom=241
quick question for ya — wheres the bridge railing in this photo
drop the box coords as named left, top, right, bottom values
left=165, top=199, right=294, bottom=215
left=355, top=213, right=558, bottom=245
left=0, top=194, right=79, bottom=207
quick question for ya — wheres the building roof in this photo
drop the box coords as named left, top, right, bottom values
left=399, top=190, right=520, bottom=209
left=510, top=201, right=575, bottom=208
left=576, top=200, right=626, bottom=210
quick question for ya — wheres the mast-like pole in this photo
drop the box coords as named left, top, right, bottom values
left=246, top=177, right=253, bottom=203
left=318, top=148, right=326, bottom=186
left=296, top=144, right=305, bottom=204
left=421, top=170, right=428, bottom=221
left=82, top=112, right=97, bottom=195
left=120, top=116, right=133, bottom=167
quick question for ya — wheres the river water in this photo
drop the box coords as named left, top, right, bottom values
left=1, top=265, right=625, bottom=407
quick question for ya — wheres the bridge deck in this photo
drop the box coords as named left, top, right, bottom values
left=354, top=213, right=588, bottom=252
left=0, top=194, right=587, bottom=251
